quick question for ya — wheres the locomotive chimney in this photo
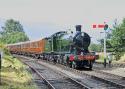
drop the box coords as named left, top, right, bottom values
left=75, top=25, right=81, bottom=32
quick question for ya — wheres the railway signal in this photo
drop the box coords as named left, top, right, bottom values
left=92, top=23, right=109, bottom=68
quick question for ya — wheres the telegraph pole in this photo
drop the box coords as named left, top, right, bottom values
left=104, top=24, right=108, bottom=68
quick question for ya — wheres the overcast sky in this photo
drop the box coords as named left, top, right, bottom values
left=0, top=0, right=125, bottom=43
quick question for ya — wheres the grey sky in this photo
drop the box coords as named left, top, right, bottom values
left=0, top=0, right=125, bottom=43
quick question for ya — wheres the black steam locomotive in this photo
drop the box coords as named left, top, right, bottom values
left=44, top=25, right=98, bottom=69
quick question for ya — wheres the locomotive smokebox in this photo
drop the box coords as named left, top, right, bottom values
left=76, top=25, right=82, bottom=32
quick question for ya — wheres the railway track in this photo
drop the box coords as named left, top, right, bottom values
left=94, top=61, right=125, bottom=68
left=18, top=56, right=90, bottom=89
left=51, top=63, right=125, bottom=89
left=15, top=55, right=125, bottom=89
left=81, top=69, right=125, bottom=88
left=38, top=60, right=125, bottom=89
left=57, top=63, right=125, bottom=89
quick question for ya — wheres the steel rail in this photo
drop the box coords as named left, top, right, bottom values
left=19, top=59, right=55, bottom=89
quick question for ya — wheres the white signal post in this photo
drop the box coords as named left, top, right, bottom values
left=103, top=24, right=108, bottom=67
left=104, top=29, right=107, bottom=58
left=104, top=29, right=107, bottom=67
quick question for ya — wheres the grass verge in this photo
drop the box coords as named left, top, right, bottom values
left=0, top=55, right=37, bottom=89
left=96, top=53, right=125, bottom=63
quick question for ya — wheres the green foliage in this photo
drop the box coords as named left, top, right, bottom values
left=109, top=18, right=125, bottom=60
left=89, top=43, right=101, bottom=52
left=98, top=39, right=104, bottom=52
left=2, top=19, right=24, bottom=33
left=1, top=32, right=29, bottom=44
left=0, top=43, right=10, bottom=55
left=0, top=19, right=29, bottom=44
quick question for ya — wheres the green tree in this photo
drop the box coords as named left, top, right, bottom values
left=0, top=19, right=29, bottom=44
left=89, top=43, right=101, bottom=52
left=2, top=19, right=24, bottom=33
left=110, top=18, right=125, bottom=60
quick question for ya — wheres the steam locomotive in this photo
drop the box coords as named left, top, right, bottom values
left=7, top=25, right=98, bottom=69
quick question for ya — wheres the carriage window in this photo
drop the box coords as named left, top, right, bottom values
left=32, top=42, right=38, bottom=48
left=35, top=43, right=38, bottom=48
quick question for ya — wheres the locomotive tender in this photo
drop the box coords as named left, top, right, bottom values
left=7, top=25, right=98, bottom=69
